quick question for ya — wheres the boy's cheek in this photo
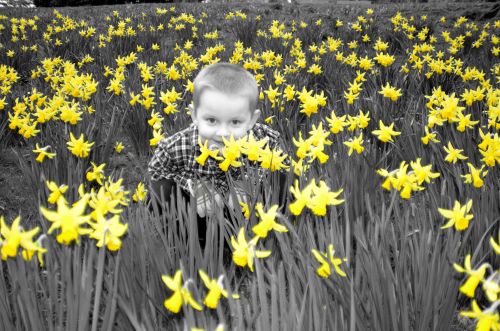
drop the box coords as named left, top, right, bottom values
left=197, top=126, right=215, bottom=139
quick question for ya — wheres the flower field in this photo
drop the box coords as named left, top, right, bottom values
left=0, top=2, right=499, bottom=330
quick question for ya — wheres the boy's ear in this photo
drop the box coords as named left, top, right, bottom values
left=250, top=109, right=261, bottom=126
left=189, top=104, right=197, bottom=124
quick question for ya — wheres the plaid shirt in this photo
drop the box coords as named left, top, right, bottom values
left=148, top=123, right=284, bottom=194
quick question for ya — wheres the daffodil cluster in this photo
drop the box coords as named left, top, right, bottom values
left=147, top=110, right=165, bottom=147
left=104, top=52, right=136, bottom=95
left=0, top=215, right=47, bottom=266
left=343, top=72, right=366, bottom=105
left=6, top=57, right=100, bottom=140
left=454, top=233, right=500, bottom=331
left=0, top=64, right=19, bottom=96
left=289, top=179, right=344, bottom=216
left=292, top=122, right=332, bottom=175
left=195, top=134, right=289, bottom=173
left=40, top=178, right=129, bottom=251
left=377, top=159, right=440, bottom=199
left=35, top=57, right=98, bottom=101
left=162, top=269, right=239, bottom=313
left=425, top=87, right=472, bottom=130
left=478, top=129, right=500, bottom=167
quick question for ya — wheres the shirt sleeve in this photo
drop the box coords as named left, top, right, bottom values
left=148, top=136, right=194, bottom=194
left=255, top=123, right=284, bottom=151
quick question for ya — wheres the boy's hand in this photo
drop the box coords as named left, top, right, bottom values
left=193, top=182, right=223, bottom=218
left=228, top=181, right=249, bottom=211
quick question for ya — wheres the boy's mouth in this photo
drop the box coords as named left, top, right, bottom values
left=209, top=140, right=223, bottom=149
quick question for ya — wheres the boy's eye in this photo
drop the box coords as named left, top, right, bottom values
left=206, top=118, right=216, bottom=124
left=231, top=120, right=241, bottom=125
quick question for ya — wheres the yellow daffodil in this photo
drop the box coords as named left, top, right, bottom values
left=308, top=122, right=332, bottom=147
left=199, top=270, right=239, bottom=309
left=393, top=162, right=422, bottom=199
left=129, top=92, right=141, bottom=106
left=88, top=213, right=128, bottom=251
left=283, top=84, right=295, bottom=101
left=460, top=300, right=500, bottom=330
left=356, top=110, right=370, bottom=129
left=478, top=130, right=500, bottom=167
left=308, top=181, right=344, bottom=216
left=374, top=52, right=395, bottom=67
left=372, top=120, right=401, bottom=143
left=292, top=132, right=311, bottom=159
left=326, top=110, right=348, bottom=134
left=291, top=158, right=309, bottom=177
left=132, top=182, right=147, bottom=202
left=343, top=90, right=359, bottom=105
left=258, top=145, right=289, bottom=172
left=19, top=121, right=40, bottom=139
left=32, top=144, right=56, bottom=163
left=289, top=180, right=313, bottom=216
left=40, top=196, right=92, bottom=245
left=162, top=270, right=202, bottom=313
left=150, top=128, right=164, bottom=147
left=311, top=244, right=347, bottom=278
left=104, top=177, right=130, bottom=207
left=409, top=158, right=440, bottom=185
left=86, top=162, right=106, bottom=185
left=252, top=203, right=287, bottom=239
left=219, top=136, right=243, bottom=171
left=461, top=163, right=488, bottom=188
left=311, top=248, right=331, bottom=278
left=443, top=141, right=468, bottom=163
left=231, top=227, right=271, bottom=272
left=454, top=255, right=487, bottom=298
left=88, top=186, right=123, bottom=221
left=439, top=199, right=473, bottom=231
left=421, top=126, right=440, bottom=145
left=454, top=112, right=479, bottom=132
left=343, top=133, right=364, bottom=156
left=240, top=133, right=268, bottom=162
left=308, top=142, right=329, bottom=164
left=264, top=85, right=281, bottom=106
left=46, top=181, right=68, bottom=204
left=196, top=138, right=223, bottom=166
left=378, top=83, right=402, bottom=101
left=67, top=132, right=94, bottom=158
left=114, top=141, right=124, bottom=153
left=239, top=201, right=250, bottom=219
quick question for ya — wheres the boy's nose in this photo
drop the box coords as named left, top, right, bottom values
left=216, top=125, right=229, bottom=138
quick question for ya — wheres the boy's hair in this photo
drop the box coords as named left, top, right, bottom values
left=192, top=62, right=258, bottom=113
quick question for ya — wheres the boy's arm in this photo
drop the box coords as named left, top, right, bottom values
left=148, top=139, right=194, bottom=195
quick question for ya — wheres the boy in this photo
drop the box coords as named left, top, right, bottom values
left=148, top=62, right=286, bottom=221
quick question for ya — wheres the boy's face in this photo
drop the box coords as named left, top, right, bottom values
left=192, top=89, right=260, bottom=149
